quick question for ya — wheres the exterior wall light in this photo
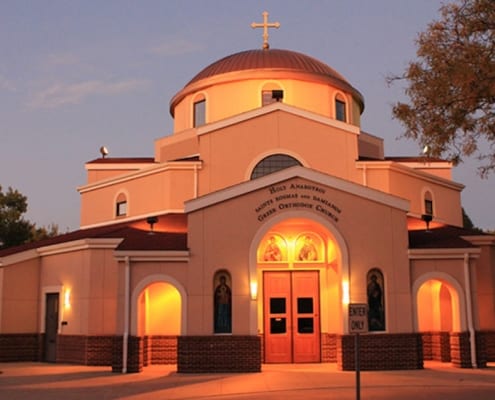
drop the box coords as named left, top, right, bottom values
left=250, top=281, right=258, bottom=300
left=342, top=281, right=350, bottom=305
left=64, top=288, right=71, bottom=309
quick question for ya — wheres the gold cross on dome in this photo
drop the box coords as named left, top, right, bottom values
left=251, top=11, right=280, bottom=50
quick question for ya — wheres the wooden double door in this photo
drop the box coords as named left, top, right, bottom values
left=263, top=271, right=320, bottom=363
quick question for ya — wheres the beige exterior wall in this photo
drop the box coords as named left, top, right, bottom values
left=79, top=164, right=198, bottom=227
left=0, top=258, right=40, bottom=333
left=358, top=163, right=463, bottom=226
left=39, top=247, right=120, bottom=335
left=195, top=111, right=361, bottom=195
left=473, top=244, right=495, bottom=330
left=172, top=73, right=361, bottom=133
left=186, top=175, right=413, bottom=335
left=155, top=128, right=199, bottom=162
left=86, top=164, right=153, bottom=185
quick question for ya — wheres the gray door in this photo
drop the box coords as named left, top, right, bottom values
left=44, top=293, right=59, bottom=362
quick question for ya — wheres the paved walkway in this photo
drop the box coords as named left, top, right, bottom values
left=1, top=361, right=494, bottom=399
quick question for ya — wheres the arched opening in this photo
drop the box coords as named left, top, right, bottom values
left=115, top=192, right=128, bottom=217
left=137, top=281, right=182, bottom=366
left=334, top=93, right=347, bottom=122
left=416, top=278, right=462, bottom=363
left=193, top=93, right=206, bottom=127
left=254, top=216, right=344, bottom=364
left=261, top=82, right=284, bottom=106
left=250, top=154, right=302, bottom=180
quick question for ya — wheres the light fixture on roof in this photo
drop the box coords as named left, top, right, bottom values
left=100, top=146, right=109, bottom=158
left=146, top=216, right=158, bottom=234
left=421, top=214, right=433, bottom=231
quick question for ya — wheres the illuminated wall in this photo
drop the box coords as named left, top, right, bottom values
left=138, top=282, right=181, bottom=336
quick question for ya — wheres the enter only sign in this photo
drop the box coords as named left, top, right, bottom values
left=348, top=303, right=368, bottom=333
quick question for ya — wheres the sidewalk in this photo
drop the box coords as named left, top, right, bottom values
left=1, top=361, right=494, bottom=400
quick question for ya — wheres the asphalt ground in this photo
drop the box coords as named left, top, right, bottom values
left=0, top=361, right=494, bottom=400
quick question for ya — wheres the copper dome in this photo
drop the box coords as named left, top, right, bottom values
left=187, top=49, right=348, bottom=85
left=170, top=48, right=364, bottom=115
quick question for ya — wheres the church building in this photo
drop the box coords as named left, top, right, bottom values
left=1, top=14, right=494, bottom=373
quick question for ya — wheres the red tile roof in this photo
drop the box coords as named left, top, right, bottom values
left=408, top=225, right=481, bottom=249
left=86, top=157, right=155, bottom=164
left=0, top=214, right=188, bottom=258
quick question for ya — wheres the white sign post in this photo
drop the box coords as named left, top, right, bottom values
left=349, top=303, right=368, bottom=400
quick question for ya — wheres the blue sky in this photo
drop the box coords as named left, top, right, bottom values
left=1, top=0, right=493, bottom=231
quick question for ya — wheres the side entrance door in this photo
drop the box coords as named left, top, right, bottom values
left=263, top=271, right=320, bottom=363
left=44, top=293, right=59, bottom=362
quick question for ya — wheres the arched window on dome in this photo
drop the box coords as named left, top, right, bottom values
left=250, top=154, right=302, bottom=180
left=193, top=95, right=206, bottom=127
left=261, top=83, right=284, bottom=106
left=335, top=93, right=347, bottom=122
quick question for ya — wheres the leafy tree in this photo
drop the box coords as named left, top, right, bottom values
left=462, top=207, right=483, bottom=232
left=0, top=185, right=59, bottom=249
left=389, top=0, right=495, bottom=176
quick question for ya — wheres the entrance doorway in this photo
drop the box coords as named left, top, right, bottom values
left=263, top=271, right=320, bottom=363
left=44, top=293, right=59, bottom=362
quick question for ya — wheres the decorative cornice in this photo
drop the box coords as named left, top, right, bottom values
left=185, top=165, right=409, bottom=213
left=0, top=249, right=39, bottom=267
left=356, top=160, right=464, bottom=191
left=462, top=235, right=495, bottom=246
left=408, top=248, right=481, bottom=259
left=0, top=238, right=124, bottom=266
left=114, top=250, right=189, bottom=262
left=78, top=161, right=202, bottom=193
left=37, top=238, right=123, bottom=256
left=79, top=209, right=184, bottom=230
left=197, top=102, right=360, bottom=137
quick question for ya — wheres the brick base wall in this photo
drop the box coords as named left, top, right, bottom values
left=177, top=335, right=261, bottom=373
left=0, top=334, right=41, bottom=362
left=337, top=333, right=423, bottom=370
left=476, top=330, right=495, bottom=366
left=57, top=335, right=114, bottom=365
left=321, top=333, right=338, bottom=362
left=421, top=331, right=451, bottom=362
left=143, top=335, right=177, bottom=366
left=450, top=332, right=471, bottom=368
left=111, top=335, right=143, bottom=373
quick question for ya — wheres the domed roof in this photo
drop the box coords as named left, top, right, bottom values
left=170, top=48, right=364, bottom=115
left=187, top=49, right=347, bottom=86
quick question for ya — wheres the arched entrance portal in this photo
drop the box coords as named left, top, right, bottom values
left=255, top=217, right=345, bottom=363
left=415, top=275, right=465, bottom=363
left=137, top=281, right=181, bottom=366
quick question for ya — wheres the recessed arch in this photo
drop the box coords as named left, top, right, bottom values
left=130, top=274, right=187, bottom=336
left=412, top=272, right=466, bottom=332
left=249, top=210, right=350, bottom=336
